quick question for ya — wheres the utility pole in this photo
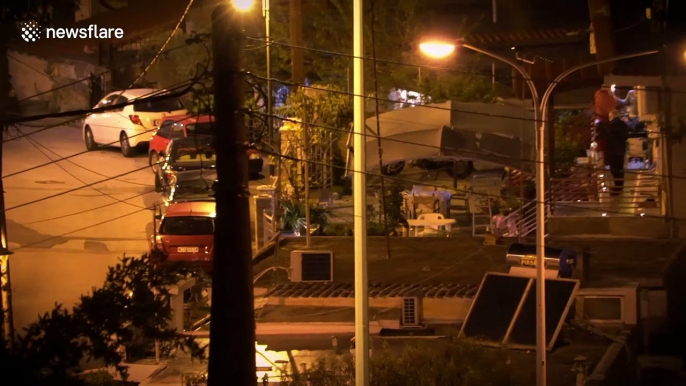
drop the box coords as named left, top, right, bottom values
left=264, top=0, right=273, bottom=144
left=208, top=4, right=256, bottom=385
left=290, top=0, right=304, bottom=84
left=303, top=101, right=311, bottom=248
left=353, top=0, right=369, bottom=384
left=0, top=28, right=15, bottom=346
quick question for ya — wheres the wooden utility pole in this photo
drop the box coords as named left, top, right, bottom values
left=207, top=4, right=256, bottom=385
left=290, top=0, right=304, bottom=84
left=0, top=29, right=15, bottom=346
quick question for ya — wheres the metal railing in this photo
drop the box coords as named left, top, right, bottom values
left=550, top=169, right=662, bottom=216
left=262, top=211, right=274, bottom=246
left=496, top=195, right=547, bottom=238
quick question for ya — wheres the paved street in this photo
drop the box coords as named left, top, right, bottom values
left=2, top=118, right=268, bottom=331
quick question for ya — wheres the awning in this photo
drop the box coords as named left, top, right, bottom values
left=353, top=101, right=536, bottom=173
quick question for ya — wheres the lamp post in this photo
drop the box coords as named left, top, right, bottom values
left=233, top=0, right=272, bottom=144
left=420, top=39, right=659, bottom=386
left=353, top=0, right=369, bottom=385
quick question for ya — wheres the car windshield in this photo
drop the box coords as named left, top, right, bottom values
left=160, top=216, right=214, bottom=235
left=133, top=97, right=184, bottom=112
left=186, top=122, right=213, bottom=135
left=173, top=180, right=216, bottom=199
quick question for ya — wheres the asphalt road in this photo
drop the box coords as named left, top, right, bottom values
left=2, top=119, right=269, bottom=331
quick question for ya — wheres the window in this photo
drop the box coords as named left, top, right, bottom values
left=171, top=123, right=185, bottom=139
left=160, top=216, right=214, bottom=235
left=186, top=122, right=213, bottom=135
left=112, top=96, right=128, bottom=112
left=158, top=120, right=175, bottom=139
left=582, top=296, right=623, bottom=323
left=133, top=97, right=184, bottom=112
left=95, top=94, right=118, bottom=108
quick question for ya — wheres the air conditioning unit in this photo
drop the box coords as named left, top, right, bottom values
left=400, top=297, right=423, bottom=329
left=290, top=250, right=334, bottom=282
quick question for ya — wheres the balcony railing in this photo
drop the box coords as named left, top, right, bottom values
left=550, top=169, right=661, bottom=216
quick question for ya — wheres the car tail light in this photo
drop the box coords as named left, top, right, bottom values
left=129, top=115, right=143, bottom=125
left=155, top=235, right=164, bottom=249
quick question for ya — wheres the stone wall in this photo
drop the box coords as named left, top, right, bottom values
left=8, top=50, right=104, bottom=114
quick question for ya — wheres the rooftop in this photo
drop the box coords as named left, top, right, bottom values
left=253, top=235, right=682, bottom=287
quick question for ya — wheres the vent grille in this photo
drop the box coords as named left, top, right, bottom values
left=301, top=253, right=332, bottom=281
left=402, top=297, right=419, bottom=326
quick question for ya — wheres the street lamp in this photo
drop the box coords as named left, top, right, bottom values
left=233, top=0, right=273, bottom=144
left=419, top=37, right=658, bottom=386
left=419, top=41, right=456, bottom=59
left=233, top=0, right=255, bottom=11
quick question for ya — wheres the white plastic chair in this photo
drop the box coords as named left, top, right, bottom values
left=416, top=213, right=445, bottom=236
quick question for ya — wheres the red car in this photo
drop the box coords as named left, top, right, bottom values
left=152, top=200, right=215, bottom=272
left=148, top=114, right=263, bottom=177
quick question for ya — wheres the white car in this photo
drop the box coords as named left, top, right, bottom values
left=83, top=88, right=188, bottom=157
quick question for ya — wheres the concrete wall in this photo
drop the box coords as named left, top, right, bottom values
left=8, top=50, right=101, bottom=114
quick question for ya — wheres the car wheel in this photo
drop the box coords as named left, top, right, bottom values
left=154, top=171, right=163, bottom=192
left=381, top=161, right=405, bottom=176
left=149, top=151, right=160, bottom=172
left=84, top=126, right=98, bottom=151
left=120, top=132, right=134, bottom=157
left=446, top=161, right=474, bottom=180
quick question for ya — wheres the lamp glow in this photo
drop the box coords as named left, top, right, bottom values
left=233, top=0, right=255, bottom=11
left=419, top=41, right=456, bottom=59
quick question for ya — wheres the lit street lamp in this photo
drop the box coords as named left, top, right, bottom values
left=233, top=0, right=255, bottom=11
left=233, top=0, right=273, bottom=144
left=419, top=37, right=658, bottom=386
left=419, top=41, right=456, bottom=59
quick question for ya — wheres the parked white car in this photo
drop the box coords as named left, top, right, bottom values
left=83, top=88, right=188, bottom=157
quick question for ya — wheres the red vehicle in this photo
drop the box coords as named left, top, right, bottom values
left=151, top=200, right=215, bottom=272
left=148, top=114, right=263, bottom=177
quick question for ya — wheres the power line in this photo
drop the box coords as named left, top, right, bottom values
left=4, top=163, right=153, bottom=213
left=249, top=72, right=677, bottom=130
left=247, top=36, right=686, bottom=97
left=3, top=80, right=196, bottom=126
left=17, top=127, right=148, bottom=210
left=2, top=109, right=198, bottom=180
left=124, top=0, right=196, bottom=91
left=250, top=109, right=686, bottom=183
left=2, top=78, right=197, bottom=146
left=258, top=147, right=681, bottom=222
left=11, top=205, right=153, bottom=251
left=22, top=188, right=156, bottom=225
left=15, top=32, right=210, bottom=104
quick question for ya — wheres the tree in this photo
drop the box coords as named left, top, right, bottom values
left=261, top=0, right=493, bottom=102
left=0, top=255, right=205, bottom=385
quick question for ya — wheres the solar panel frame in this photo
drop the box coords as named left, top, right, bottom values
left=459, top=272, right=579, bottom=351
left=458, top=272, right=532, bottom=344
left=506, top=277, right=580, bottom=351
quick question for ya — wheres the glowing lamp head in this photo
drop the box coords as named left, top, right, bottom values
left=419, top=41, right=456, bottom=59
left=233, top=0, right=255, bottom=11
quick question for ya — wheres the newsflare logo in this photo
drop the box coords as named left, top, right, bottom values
left=21, top=22, right=124, bottom=43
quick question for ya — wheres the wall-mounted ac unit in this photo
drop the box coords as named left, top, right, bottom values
left=290, top=250, right=334, bottom=282
left=400, top=297, right=423, bottom=329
